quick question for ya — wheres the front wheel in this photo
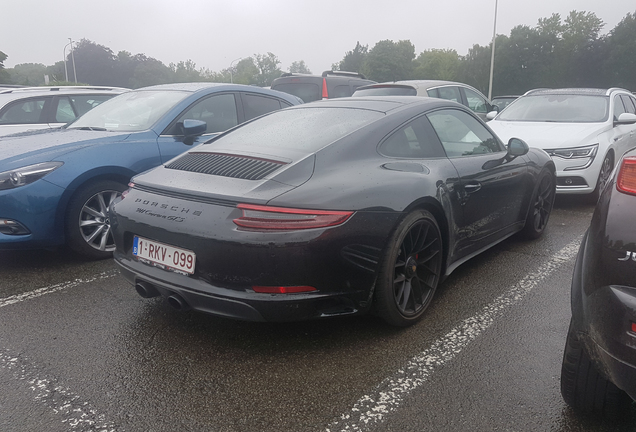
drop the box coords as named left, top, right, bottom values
left=521, top=169, right=556, bottom=239
left=588, top=152, right=614, bottom=203
left=65, top=180, right=126, bottom=259
left=375, top=210, right=443, bottom=327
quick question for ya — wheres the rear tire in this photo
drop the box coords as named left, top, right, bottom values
left=65, top=180, right=126, bottom=260
left=560, top=320, right=631, bottom=420
left=375, top=210, right=443, bottom=327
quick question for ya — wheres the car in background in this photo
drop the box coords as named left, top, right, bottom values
left=560, top=148, right=636, bottom=419
left=0, top=86, right=128, bottom=137
left=487, top=88, right=636, bottom=199
left=270, top=70, right=375, bottom=102
left=110, top=96, right=556, bottom=326
left=352, top=80, right=496, bottom=121
left=491, top=95, right=519, bottom=111
left=0, top=83, right=302, bottom=258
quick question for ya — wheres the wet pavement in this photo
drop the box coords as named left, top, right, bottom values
left=1, top=196, right=634, bottom=432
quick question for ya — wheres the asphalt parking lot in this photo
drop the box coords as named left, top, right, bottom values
left=1, top=196, right=635, bottom=432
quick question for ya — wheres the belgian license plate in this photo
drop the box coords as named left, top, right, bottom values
left=133, top=236, right=196, bottom=275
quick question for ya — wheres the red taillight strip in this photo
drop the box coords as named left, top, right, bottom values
left=322, top=78, right=329, bottom=98
left=233, top=204, right=353, bottom=230
left=632, top=322, right=636, bottom=334
left=253, top=285, right=316, bottom=294
left=617, top=156, right=636, bottom=196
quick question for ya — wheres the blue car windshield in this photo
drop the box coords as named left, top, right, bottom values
left=497, top=94, right=609, bottom=123
left=68, top=90, right=190, bottom=132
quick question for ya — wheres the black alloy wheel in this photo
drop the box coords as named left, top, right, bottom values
left=66, top=180, right=127, bottom=259
left=522, top=169, right=556, bottom=239
left=376, top=210, right=443, bottom=327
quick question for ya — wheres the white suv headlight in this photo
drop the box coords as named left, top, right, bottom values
left=546, top=144, right=598, bottom=171
left=546, top=144, right=598, bottom=159
left=0, top=162, right=64, bottom=191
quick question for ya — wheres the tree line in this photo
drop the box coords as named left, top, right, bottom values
left=1, top=10, right=635, bottom=96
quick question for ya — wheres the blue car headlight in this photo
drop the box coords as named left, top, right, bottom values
left=0, top=162, right=64, bottom=191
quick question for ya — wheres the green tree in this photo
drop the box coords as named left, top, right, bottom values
left=0, top=51, right=10, bottom=83
left=289, top=60, right=311, bottom=74
left=603, top=11, right=636, bottom=90
left=458, top=43, right=491, bottom=94
left=362, top=40, right=416, bottom=82
left=71, top=39, right=117, bottom=85
left=253, top=52, right=282, bottom=86
left=130, top=57, right=173, bottom=88
left=231, top=57, right=260, bottom=85
left=7, top=63, right=47, bottom=86
left=413, top=49, right=460, bottom=80
left=334, top=42, right=368, bottom=73
left=170, top=59, right=203, bottom=83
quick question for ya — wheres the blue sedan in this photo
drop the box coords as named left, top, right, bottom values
left=0, top=83, right=302, bottom=258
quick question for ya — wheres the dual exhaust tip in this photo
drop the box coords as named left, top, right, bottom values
left=134, top=281, right=189, bottom=311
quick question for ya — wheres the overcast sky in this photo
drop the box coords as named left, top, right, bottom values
left=2, top=0, right=635, bottom=74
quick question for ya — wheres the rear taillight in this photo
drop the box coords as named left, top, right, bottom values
left=233, top=204, right=353, bottom=231
left=617, top=156, right=636, bottom=196
left=631, top=322, right=636, bottom=334
left=252, top=285, right=316, bottom=294
left=121, top=182, right=135, bottom=199
left=322, top=78, right=329, bottom=98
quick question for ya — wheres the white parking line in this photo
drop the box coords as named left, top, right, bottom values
left=0, top=348, right=118, bottom=431
left=0, top=270, right=119, bottom=309
left=326, top=240, right=581, bottom=432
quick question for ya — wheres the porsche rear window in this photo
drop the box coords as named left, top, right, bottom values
left=205, top=107, right=383, bottom=153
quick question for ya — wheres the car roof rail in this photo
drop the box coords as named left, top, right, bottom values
left=279, top=72, right=313, bottom=78
left=321, top=70, right=367, bottom=79
left=0, top=86, right=129, bottom=94
left=607, top=87, right=631, bottom=95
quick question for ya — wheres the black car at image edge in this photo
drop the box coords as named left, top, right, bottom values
left=561, top=147, right=636, bottom=418
left=110, top=96, right=556, bottom=326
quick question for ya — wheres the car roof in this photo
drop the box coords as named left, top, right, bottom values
left=289, top=95, right=460, bottom=114
left=0, top=86, right=129, bottom=104
left=524, top=88, right=632, bottom=97
left=360, top=80, right=475, bottom=90
left=133, top=82, right=303, bottom=103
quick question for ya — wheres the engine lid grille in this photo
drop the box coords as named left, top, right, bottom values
left=165, top=152, right=287, bottom=180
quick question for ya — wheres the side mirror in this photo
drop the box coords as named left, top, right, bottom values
left=486, top=111, right=498, bottom=120
left=616, top=112, right=636, bottom=125
left=507, top=138, right=529, bottom=157
left=180, top=119, right=207, bottom=137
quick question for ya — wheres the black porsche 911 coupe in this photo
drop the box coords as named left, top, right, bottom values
left=110, top=96, right=556, bottom=326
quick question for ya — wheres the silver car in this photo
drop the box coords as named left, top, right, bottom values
left=0, top=86, right=128, bottom=137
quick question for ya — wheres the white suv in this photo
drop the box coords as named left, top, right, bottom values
left=487, top=88, right=636, bottom=199
left=0, top=86, right=128, bottom=137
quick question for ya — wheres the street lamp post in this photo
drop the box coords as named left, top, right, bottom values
left=69, top=38, right=77, bottom=84
left=229, top=57, right=242, bottom=83
left=63, top=41, right=72, bottom=82
left=487, top=0, right=499, bottom=101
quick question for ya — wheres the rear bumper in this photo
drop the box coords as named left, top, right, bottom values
left=115, top=254, right=366, bottom=322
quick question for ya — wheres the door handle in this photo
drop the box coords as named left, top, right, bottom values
left=464, top=182, right=482, bottom=193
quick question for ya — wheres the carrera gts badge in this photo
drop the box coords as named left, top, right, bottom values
left=618, top=251, right=636, bottom=261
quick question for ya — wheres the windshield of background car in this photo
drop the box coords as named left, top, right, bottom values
left=497, top=94, right=609, bottom=122
left=68, top=90, right=189, bottom=132
left=353, top=86, right=417, bottom=97
left=271, top=83, right=320, bottom=103
left=205, top=107, right=383, bottom=153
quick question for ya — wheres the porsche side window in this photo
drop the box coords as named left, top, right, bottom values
left=379, top=116, right=445, bottom=158
left=427, top=109, right=502, bottom=157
